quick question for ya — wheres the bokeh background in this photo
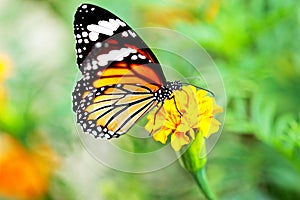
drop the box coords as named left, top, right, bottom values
left=0, top=0, right=300, bottom=199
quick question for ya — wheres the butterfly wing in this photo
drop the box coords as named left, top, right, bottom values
left=75, top=84, right=158, bottom=138
left=72, top=4, right=166, bottom=138
left=73, top=3, right=165, bottom=83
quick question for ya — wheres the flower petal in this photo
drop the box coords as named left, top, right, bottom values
left=207, top=118, right=222, bottom=136
left=171, top=131, right=191, bottom=151
left=152, top=127, right=173, bottom=144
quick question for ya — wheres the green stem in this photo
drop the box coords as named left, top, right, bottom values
left=178, top=131, right=217, bottom=199
left=191, top=168, right=217, bottom=200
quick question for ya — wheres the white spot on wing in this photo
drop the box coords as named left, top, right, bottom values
left=95, top=42, right=102, bottom=48
left=82, top=32, right=88, bottom=37
left=128, top=30, right=137, bottom=38
left=116, top=19, right=126, bottom=27
left=98, top=20, right=118, bottom=30
left=131, top=55, right=137, bottom=60
left=96, top=48, right=136, bottom=66
left=138, top=54, right=146, bottom=59
left=122, top=31, right=128, bottom=37
left=86, top=19, right=127, bottom=40
left=88, top=32, right=99, bottom=41
left=86, top=63, right=91, bottom=70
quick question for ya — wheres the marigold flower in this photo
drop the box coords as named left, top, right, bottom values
left=0, top=134, right=59, bottom=199
left=145, top=85, right=223, bottom=151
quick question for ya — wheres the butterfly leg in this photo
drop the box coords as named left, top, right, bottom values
left=153, top=104, right=163, bottom=130
left=169, top=95, right=182, bottom=116
left=154, top=103, right=163, bottom=122
left=147, top=103, right=163, bottom=135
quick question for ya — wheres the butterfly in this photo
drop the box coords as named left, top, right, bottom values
left=72, top=4, right=206, bottom=139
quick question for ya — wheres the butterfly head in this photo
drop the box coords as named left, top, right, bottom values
left=153, top=81, right=182, bottom=102
left=165, top=81, right=182, bottom=91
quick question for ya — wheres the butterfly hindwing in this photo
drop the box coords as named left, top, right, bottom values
left=76, top=84, right=158, bottom=138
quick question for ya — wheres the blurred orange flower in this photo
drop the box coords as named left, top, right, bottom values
left=145, top=85, right=222, bottom=151
left=0, top=134, right=59, bottom=199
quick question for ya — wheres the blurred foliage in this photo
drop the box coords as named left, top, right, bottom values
left=0, top=0, right=299, bottom=199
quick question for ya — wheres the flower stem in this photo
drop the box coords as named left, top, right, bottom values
left=178, top=131, right=217, bottom=200
left=191, top=167, right=217, bottom=200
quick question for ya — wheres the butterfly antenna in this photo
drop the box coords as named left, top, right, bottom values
left=181, top=82, right=215, bottom=97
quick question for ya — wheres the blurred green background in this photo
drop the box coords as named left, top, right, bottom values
left=0, top=0, right=299, bottom=199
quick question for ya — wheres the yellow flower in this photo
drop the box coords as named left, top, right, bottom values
left=0, top=134, right=59, bottom=199
left=145, top=85, right=223, bottom=151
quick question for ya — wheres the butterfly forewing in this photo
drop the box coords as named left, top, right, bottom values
left=74, top=3, right=165, bottom=82
left=74, top=4, right=129, bottom=66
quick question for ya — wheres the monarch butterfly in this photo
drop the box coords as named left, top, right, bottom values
left=72, top=4, right=210, bottom=139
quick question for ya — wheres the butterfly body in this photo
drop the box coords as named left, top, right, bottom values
left=72, top=4, right=183, bottom=139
